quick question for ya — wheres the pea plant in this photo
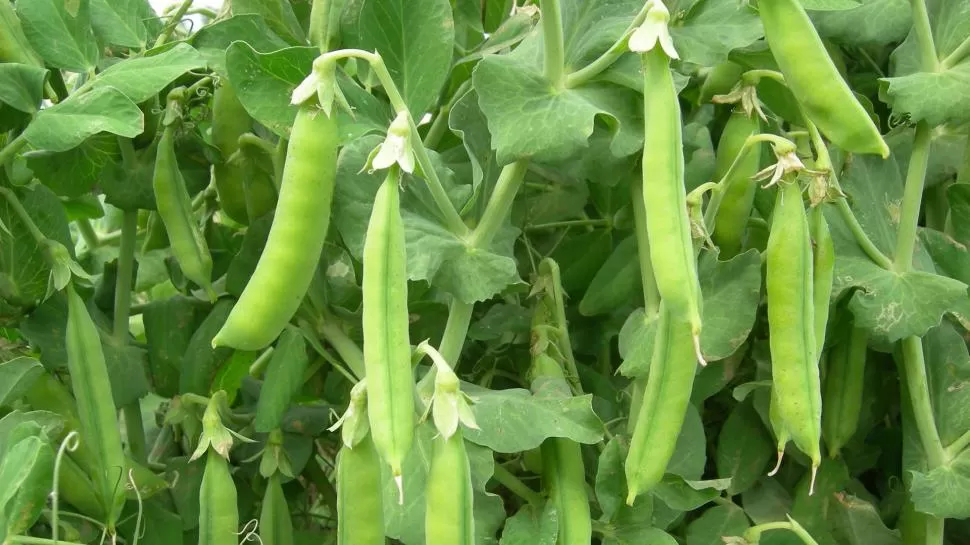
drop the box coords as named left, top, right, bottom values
left=1, top=0, right=970, bottom=543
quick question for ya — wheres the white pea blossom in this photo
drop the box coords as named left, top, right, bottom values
left=629, top=1, right=679, bottom=59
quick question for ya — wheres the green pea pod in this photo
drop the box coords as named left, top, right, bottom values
left=254, top=327, right=309, bottom=433
left=766, top=181, right=821, bottom=487
left=65, top=285, right=128, bottom=528
left=759, top=0, right=888, bottom=157
left=578, top=235, right=641, bottom=317
left=180, top=299, right=235, bottom=396
left=362, top=168, right=414, bottom=479
left=624, top=307, right=697, bottom=503
left=810, top=206, right=834, bottom=358
left=822, top=326, right=868, bottom=457
left=712, top=109, right=762, bottom=259
left=259, top=473, right=294, bottom=545
left=425, top=430, right=475, bottom=545
left=212, top=105, right=338, bottom=351
left=531, top=353, right=591, bottom=544
left=57, top=452, right=106, bottom=520
left=153, top=124, right=216, bottom=299
left=698, top=61, right=743, bottom=104
left=336, top=435, right=385, bottom=545
left=0, top=1, right=43, bottom=66
left=640, top=47, right=703, bottom=344
left=199, top=450, right=239, bottom=545
left=141, top=211, right=170, bottom=253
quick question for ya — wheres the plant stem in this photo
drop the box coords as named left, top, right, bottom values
left=424, top=79, right=472, bottom=149
left=114, top=208, right=147, bottom=463
left=565, top=1, right=651, bottom=88
left=0, top=186, right=48, bottom=247
left=439, top=300, right=475, bottom=366
left=941, top=34, right=970, bottom=70
left=491, top=464, right=544, bottom=505
left=540, top=0, right=566, bottom=88
left=9, top=537, right=86, bottom=545
left=309, top=0, right=333, bottom=54
left=0, top=133, right=27, bottom=167
left=944, top=428, right=970, bottom=461
left=631, top=178, right=661, bottom=315
left=909, top=0, right=939, bottom=72
left=468, top=160, right=528, bottom=248
left=76, top=219, right=100, bottom=249
left=900, top=336, right=945, bottom=468
left=894, top=122, right=932, bottom=271
left=318, top=318, right=366, bottom=379
left=152, top=0, right=194, bottom=49
left=526, top=218, right=611, bottom=231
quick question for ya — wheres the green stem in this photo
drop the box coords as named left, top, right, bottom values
left=894, top=122, right=932, bottom=271
left=8, top=537, right=86, bottom=545
left=439, top=300, right=475, bottom=366
left=318, top=318, right=366, bottom=379
left=742, top=69, right=787, bottom=86
left=0, top=186, right=47, bottom=246
left=958, top=135, right=970, bottom=185
left=467, top=160, right=529, bottom=248
left=631, top=178, right=660, bottom=315
left=941, top=34, right=970, bottom=70
left=76, top=219, right=100, bottom=249
left=909, top=0, right=939, bottom=72
left=424, top=80, right=472, bottom=149
left=309, top=0, right=333, bottom=54
left=900, top=336, right=945, bottom=468
left=565, top=1, right=651, bottom=88
left=152, top=0, right=194, bottom=49
left=0, top=134, right=27, bottom=167
left=540, top=0, right=566, bottom=88
left=925, top=516, right=945, bottom=544
left=525, top=218, right=611, bottom=231
left=743, top=518, right=820, bottom=545
left=491, top=464, right=544, bottom=505
left=944, top=429, right=970, bottom=461
left=703, top=133, right=788, bottom=228
left=115, top=208, right=147, bottom=463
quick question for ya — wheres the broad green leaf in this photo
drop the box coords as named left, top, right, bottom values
left=789, top=459, right=850, bottom=545
left=667, top=404, right=707, bottom=480
left=457, top=11, right=536, bottom=66
left=551, top=230, right=616, bottom=298
left=950, top=184, right=970, bottom=246
left=89, top=0, right=152, bottom=49
left=466, top=303, right=532, bottom=342
left=654, top=476, right=730, bottom=512
left=910, top=447, right=970, bottom=519
left=810, top=0, right=911, bottom=46
left=142, top=297, right=200, bottom=398
left=23, top=87, right=143, bottom=153
left=212, top=349, right=261, bottom=406
left=499, top=501, right=558, bottom=545
left=0, top=411, right=66, bottom=445
left=669, top=0, right=764, bottom=66
left=341, top=0, right=455, bottom=116
left=473, top=55, right=641, bottom=165
left=191, top=14, right=289, bottom=75
left=922, top=322, right=970, bottom=447
left=604, top=526, right=678, bottom=545
left=698, top=250, right=762, bottom=361
left=685, top=504, right=750, bottom=545
left=617, top=307, right=661, bottom=378
left=26, top=134, right=121, bottom=198
left=579, top=236, right=641, bottom=317
left=0, top=436, right=54, bottom=540
left=0, top=356, right=43, bottom=407
left=462, top=383, right=605, bottom=453
left=116, top=498, right=184, bottom=545
left=231, top=0, right=306, bottom=45
left=0, top=63, right=46, bottom=113
left=716, top=399, right=774, bottom=496
left=741, top=478, right=794, bottom=525
left=800, top=0, right=863, bottom=9
left=87, top=43, right=206, bottom=104
left=254, top=329, right=309, bottom=432
left=596, top=437, right=627, bottom=521
left=829, top=493, right=902, bottom=545
left=17, top=0, right=100, bottom=71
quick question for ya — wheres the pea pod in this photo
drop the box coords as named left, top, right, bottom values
left=212, top=105, right=338, bottom=351
left=336, top=435, right=385, bottom=545
left=624, top=307, right=697, bottom=502
left=211, top=83, right=276, bottom=225
left=254, top=327, right=309, bottom=433
left=362, top=168, right=414, bottom=479
left=259, top=473, right=294, bottom=545
left=766, top=181, right=821, bottom=488
left=640, top=47, right=703, bottom=347
left=810, top=205, right=834, bottom=357
left=698, top=61, right=743, bottom=104
left=822, top=326, right=868, bottom=457
left=153, top=119, right=216, bottom=299
left=531, top=353, right=592, bottom=544
left=65, top=284, right=127, bottom=527
left=712, top=108, right=762, bottom=258
left=759, top=0, right=888, bottom=157
left=199, top=450, right=239, bottom=545
left=425, top=430, right=475, bottom=545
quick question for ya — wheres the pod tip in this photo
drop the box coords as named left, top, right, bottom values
left=692, top=333, right=706, bottom=367
left=808, top=464, right=819, bottom=496
left=626, top=489, right=638, bottom=506
left=767, top=450, right=784, bottom=477
left=394, top=473, right=404, bottom=505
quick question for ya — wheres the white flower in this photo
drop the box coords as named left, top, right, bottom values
left=753, top=144, right=805, bottom=188
left=629, top=1, right=679, bottom=59
left=370, top=111, right=415, bottom=173
left=291, top=69, right=322, bottom=106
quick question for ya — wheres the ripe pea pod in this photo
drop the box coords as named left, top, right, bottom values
left=0, top=1, right=43, bottom=66
left=766, top=181, right=821, bottom=490
left=361, top=167, right=414, bottom=481
left=199, top=449, right=239, bottom=545
left=822, top=326, right=869, bottom=457
left=336, top=435, right=385, bottom=545
left=712, top=108, right=762, bottom=258
left=65, top=284, right=128, bottom=528
left=254, top=326, right=309, bottom=432
left=758, top=0, right=888, bottom=157
left=426, top=430, right=475, bottom=545
left=810, top=205, right=834, bottom=357
left=531, top=353, right=591, bottom=544
left=640, top=47, right=703, bottom=350
left=259, top=473, right=294, bottom=545
left=212, top=104, right=339, bottom=351
left=624, top=306, right=697, bottom=503
left=153, top=109, right=217, bottom=300
left=211, top=83, right=276, bottom=224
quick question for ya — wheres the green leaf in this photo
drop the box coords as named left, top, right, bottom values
left=89, top=0, right=152, bottom=49
left=596, top=436, right=627, bottom=521
left=579, top=235, right=641, bottom=317
left=741, top=478, right=793, bottom=525
left=191, top=14, right=289, bottom=75
left=617, top=307, right=661, bottom=378
left=654, top=475, right=730, bottom=512
left=669, top=0, right=764, bottom=66
left=883, top=63, right=970, bottom=126
left=473, top=55, right=641, bottom=165
left=810, top=0, right=911, bottom=46
left=17, top=0, right=100, bottom=71
left=26, top=134, right=121, bottom=198
left=461, top=383, right=604, bottom=453
left=0, top=356, right=43, bottom=408
left=87, top=43, right=206, bottom=104
left=0, top=63, right=46, bottom=113
left=0, top=411, right=66, bottom=446
left=0, top=435, right=54, bottom=540
left=685, top=504, right=750, bottom=545
left=829, top=493, right=902, bottom=545
left=716, top=399, right=774, bottom=496
left=231, top=0, right=306, bottom=45
left=698, top=250, right=762, bottom=361
left=142, top=297, right=200, bottom=398
left=255, top=328, right=310, bottom=432
left=667, top=404, right=707, bottom=480
left=499, top=501, right=558, bottom=545
left=800, top=0, right=864, bottom=9
left=22, top=86, right=143, bottom=153
left=341, top=0, right=455, bottom=116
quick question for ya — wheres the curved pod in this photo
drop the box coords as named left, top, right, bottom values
left=712, top=109, right=762, bottom=258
